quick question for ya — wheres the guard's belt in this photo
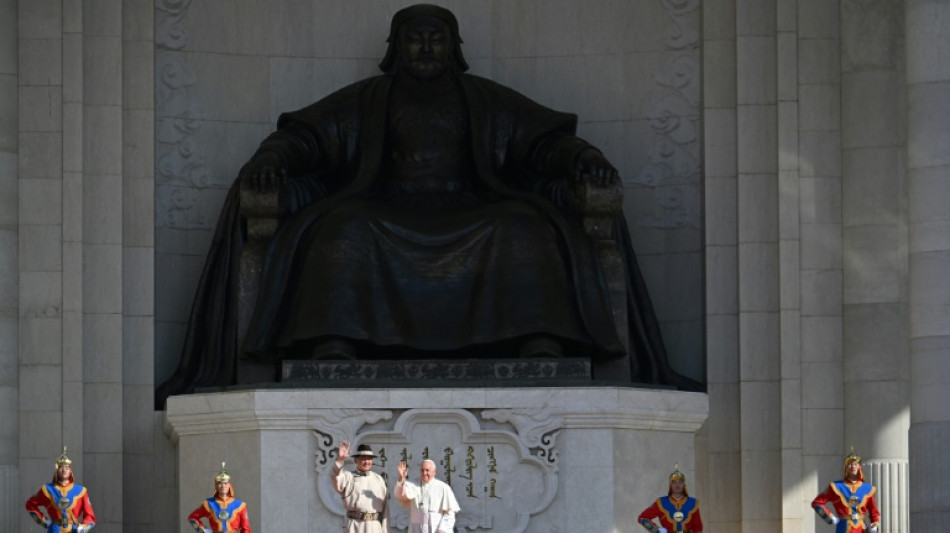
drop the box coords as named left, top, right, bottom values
left=839, top=512, right=866, bottom=522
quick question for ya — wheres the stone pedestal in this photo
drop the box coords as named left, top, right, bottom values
left=165, top=387, right=708, bottom=533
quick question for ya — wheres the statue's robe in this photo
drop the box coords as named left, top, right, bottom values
left=155, top=73, right=694, bottom=408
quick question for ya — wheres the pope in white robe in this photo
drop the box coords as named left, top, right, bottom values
left=394, top=459, right=460, bottom=533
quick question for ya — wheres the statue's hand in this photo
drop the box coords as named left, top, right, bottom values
left=240, top=151, right=287, bottom=194
left=574, top=149, right=619, bottom=188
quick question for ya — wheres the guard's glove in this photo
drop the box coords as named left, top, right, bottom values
left=203, top=528, right=212, bottom=533
left=657, top=528, right=668, bottom=533
left=869, top=526, right=878, bottom=533
left=43, top=518, right=51, bottom=527
left=76, top=526, right=87, bottom=533
left=829, top=515, right=839, bottom=525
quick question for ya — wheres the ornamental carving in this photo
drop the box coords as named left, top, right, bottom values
left=156, top=0, right=213, bottom=230
left=628, top=0, right=702, bottom=230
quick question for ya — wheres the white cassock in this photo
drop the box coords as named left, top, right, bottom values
left=395, top=478, right=461, bottom=533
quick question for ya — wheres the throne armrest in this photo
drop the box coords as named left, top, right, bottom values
left=239, top=179, right=285, bottom=241
left=236, top=180, right=285, bottom=379
left=568, top=178, right=631, bottom=381
left=567, top=178, right=623, bottom=241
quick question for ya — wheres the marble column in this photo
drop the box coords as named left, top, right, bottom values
left=777, top=0, right=804, bottom=529
left=0, top=0, right=18, bottom=530
left=906, top=0, right=950, bottom=530
left=841, top=1, right=910, bottom=531
left=702, top=0, right=741, bottom=529
left=81, top=0, right=126, bottom=530
left=16, top=0, right=69, bottom=529
left=736, top=0, right=783, bottom=529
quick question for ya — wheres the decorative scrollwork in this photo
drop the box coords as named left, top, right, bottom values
left=313, top=428, right=336, bottom=468
left=480, top=408, right=563, bottom=469
left=311, top=409, right=393, bottom=473
left=627, top=0, right=701, bottom=230
left=534, top=430, right=560, bottom=465
left=155, top=0, right=213, bottom=230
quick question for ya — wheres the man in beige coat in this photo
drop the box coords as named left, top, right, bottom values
left=332, top=441, right=390, bottom=533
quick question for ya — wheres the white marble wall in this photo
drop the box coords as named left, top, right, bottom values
left=11, top=1, right=157, bottom=532
left=702, top=1, right=913, bottom=532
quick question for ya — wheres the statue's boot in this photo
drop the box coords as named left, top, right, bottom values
left=311, top=338, right=357, bottom=360
left=518, top=335, right=563, bottom=358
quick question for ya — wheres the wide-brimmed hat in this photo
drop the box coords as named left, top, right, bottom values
left=352, top=444, right=377, bottom=458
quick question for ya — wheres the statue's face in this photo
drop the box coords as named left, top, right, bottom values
left=397, top=16, right=452, bottom=80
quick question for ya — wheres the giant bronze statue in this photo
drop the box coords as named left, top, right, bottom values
left=157, top=4, right=699, bottom=408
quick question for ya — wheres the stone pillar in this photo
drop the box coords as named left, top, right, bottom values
left=736, top=0, right=783, bottom=529
left=0, top=0, right=17, bottom=529
left=17, top=1, right=66, bottom=532
left=81, top=0, right=125, bottom=530
left=906, top=0, right=950, bottom=529
left=122, top=1, right=160, bottom=530
left=777, top=0, right=804, bottom=529
left=796, top=4, right=847, bottom=533
left=841, top=1, right=910, bottom=531
left=702, top=0, right=741, bottom=529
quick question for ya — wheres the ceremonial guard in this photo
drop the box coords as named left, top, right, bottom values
left=637, top=463, right=703, bottom=533
left=25, top=447, right=97, bottom=532
left=332, top=441, right=390, bottom=533
left=187, top=462, right=253, bottom=533
left=812, top=447, right=881, bottom=533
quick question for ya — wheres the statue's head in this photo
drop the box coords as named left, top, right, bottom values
left=380, top=4, right=469, bottom=77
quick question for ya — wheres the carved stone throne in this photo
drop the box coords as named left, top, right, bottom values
left=235, top=177, right=632, bottom=382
